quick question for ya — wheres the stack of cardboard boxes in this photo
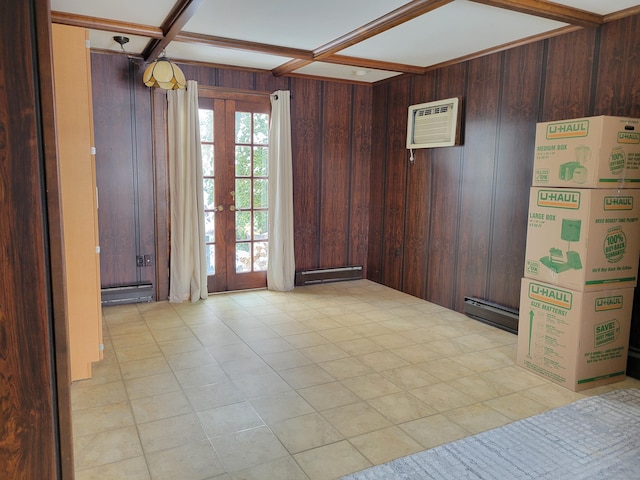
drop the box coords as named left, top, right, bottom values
left=517, top=115, right=640, bottom=391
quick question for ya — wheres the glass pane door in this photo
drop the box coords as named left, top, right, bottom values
left=198, top=96, right=269, bottom=292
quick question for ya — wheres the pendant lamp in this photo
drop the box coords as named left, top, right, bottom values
left=143, top=54, right=186, bottom=90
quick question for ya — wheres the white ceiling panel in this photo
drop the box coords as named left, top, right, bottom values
left=340, top=0, right=567, bottom=68
left=166, top=42, right=293, bottom=71
left=292, top=62, right=402, bottom=83
left=50, top=0, right=640, bottom=84
left=88, top=30, right=151, bottom=55
left=551, top=0, right=640, bottom=15
left=183, top=0, right=409, bottom=50
left=51, top=0, right=175, bottom=27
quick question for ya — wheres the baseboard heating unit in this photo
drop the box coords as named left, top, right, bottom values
left=463, top=296, right=519, bottom=334
left=295, top=265, right=363, bottom=286
left=101, top=283, right=153, bottom=305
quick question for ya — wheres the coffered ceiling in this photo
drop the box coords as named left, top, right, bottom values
left=50, top=0, right=640, bottom=84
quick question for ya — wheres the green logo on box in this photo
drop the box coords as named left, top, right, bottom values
left=546, top=120, right=589, bottom=139
left=594, top=319, right=619, bottom=347
left=595, top=295, right=623, bottom=312
left=604, top=227, right=626, bottom=263
left=609, top=147, right=626, bottom=175
left=528, top=282, right=572, bottom=309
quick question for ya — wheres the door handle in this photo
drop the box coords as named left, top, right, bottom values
left=214, top=205, right=224, bottom=211
left=229, top=205, right=236, bottom=211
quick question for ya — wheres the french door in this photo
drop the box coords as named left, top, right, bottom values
left=199, top=93, right=270, bottom=292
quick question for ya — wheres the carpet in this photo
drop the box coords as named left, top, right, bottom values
left=341, top=388, right=640, bottom=480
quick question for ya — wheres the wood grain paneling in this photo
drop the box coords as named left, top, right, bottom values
left=367, top=83, right=389, bottom=283
left=291, top=78, right=323, bottom=269
left=91, top=54, right=139, bottom=287
left=0, top=0, right=61, bottom=476
left=382, top=76, right=410, bottom=291
left=425, top=64, right=466, bottom=309
left=402, top=73, right=436, bottom=298
left=594, top=14, right=640, bottom=117
left=488, top=42, right=544, bottom=309
left=542, top=28, right=596, bottom=121
left=320, top=82, right=352, bottom=267
left=348, top=85, right=372, bottom=272
left=453, top=54, right=501, bottom=311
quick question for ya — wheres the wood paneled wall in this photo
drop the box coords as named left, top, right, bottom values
left=369, top=14, right=640, bottom=316
left=1, top=0, right=71, bottom=476
left=91, top=58, right=372, bottom=299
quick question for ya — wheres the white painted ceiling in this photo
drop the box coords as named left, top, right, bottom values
left=50, top=0, right=640, bottom=84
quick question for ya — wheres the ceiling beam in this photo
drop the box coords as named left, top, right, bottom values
left=50, top=11, right=163, bottom=39
left=271, top=0, right=454, bottom=76
left=142, top=0, right=205, bottom=61
left=324, top=55, right=424, bottom=75
left=468, top=0, right=603, bottom=28
left=175, top=31, right=314, bottom=60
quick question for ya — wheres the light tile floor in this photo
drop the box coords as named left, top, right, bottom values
left=71, top=280, right=640, bottom=480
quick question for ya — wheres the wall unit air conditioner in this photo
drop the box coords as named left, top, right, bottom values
left=406, top=97, right=462, bottom=149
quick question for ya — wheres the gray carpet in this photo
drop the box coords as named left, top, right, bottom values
left=341, top=388, right=640, bottom=480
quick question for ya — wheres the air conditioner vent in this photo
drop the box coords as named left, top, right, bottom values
left=407, top=97, right=462, bottom=149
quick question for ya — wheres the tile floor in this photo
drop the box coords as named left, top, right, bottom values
left=71, top=280, right=640, bottom=480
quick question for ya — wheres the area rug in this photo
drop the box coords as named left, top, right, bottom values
left=341, top=388, right=640, bottom=480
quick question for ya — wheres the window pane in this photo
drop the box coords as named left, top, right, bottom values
left=253, top=242, right=268, bottom=271
left=253, top=179, right=268, bottom=208
left=202, top=144, right=214, bottom=176
left=199, top=109, right=213, bottom=142
left=253, top=211, right=268, bottom=239
left=204, top=211, right=215, bottom=243
left=235, top=179, right=251, bottom=209
left=235, top=112, right=251, bottom=143
left=253, top=146, right=268, bottom=176
left=236, top=243, right=251, bottom=272
left=253, top=113, right=269, bottom=144
left=235, top=146, right=251, bottom=176
left=235, top=210, right=251, bottom=241
left=203, top=178, right=215, bottom=209
left=206, top=244, right=215, bottom=275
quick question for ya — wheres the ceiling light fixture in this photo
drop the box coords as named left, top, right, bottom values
left=354, top=69, right=368, bottom=76
left=142, top=52, right=186, bottom=90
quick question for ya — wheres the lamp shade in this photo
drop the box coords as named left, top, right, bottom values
left=143, top=56, right=186, bottom=90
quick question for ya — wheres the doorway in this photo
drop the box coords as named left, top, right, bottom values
left=199, top=93, right=270, bottom=293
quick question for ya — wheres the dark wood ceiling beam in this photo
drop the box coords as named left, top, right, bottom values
left=175, top=31, right=314, bottom=60
left=324, top=54, right=424, bottom=75
left=468, top=0, right=602, bottom=28
left=142, top=0, right=205, bottom=61
left=272, top=0, right=454, bottom=76
left=51, top=11, right=163, bottom=39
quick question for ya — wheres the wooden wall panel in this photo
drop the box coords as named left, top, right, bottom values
left=91, top=54, right=139, bottom=288
left=541, top=28, right=596, bottom=121
left=290, top=77, right=323, bottom=269
left=367, top=83, right=389, bottom=283
left=425, top=64, right=466, bottom=309
left=0, top=0, right=61, bottom=475
left=381, top=77, right=410, bottom=290
left=402, top=73, right=436, bottom=298
left=594, top=14, right=640, bottom=117
left=319, top=82, right=352, bottom=267
left=487, top=43, right=544, bottom=309
left=218, top=69, right=256, bottom=90
left=349, top=85, right=372, bottom=272
left=453, top=54, right=501, bottom=311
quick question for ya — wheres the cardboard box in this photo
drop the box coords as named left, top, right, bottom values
left=532, top=115, right=640, bottom=188
left=524, top=187, right=640, bottom=291
left=517, top=278, right=633, bottom=391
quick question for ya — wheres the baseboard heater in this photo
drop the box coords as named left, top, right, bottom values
left=463, top=296, right=519, bottom=334
left=101, top=283, right=154, bottom=305
left=295, top=265, right=363, bottom=286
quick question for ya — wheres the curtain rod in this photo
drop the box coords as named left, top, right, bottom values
left=197, top=85, right=292, bottom=100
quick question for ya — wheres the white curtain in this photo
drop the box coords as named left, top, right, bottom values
left=167, top=80, right=208, bottom=302
left=267, top=90, right=295, bottom=291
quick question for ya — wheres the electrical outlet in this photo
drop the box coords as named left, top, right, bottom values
left=136, top=255, right=144, bottom=267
